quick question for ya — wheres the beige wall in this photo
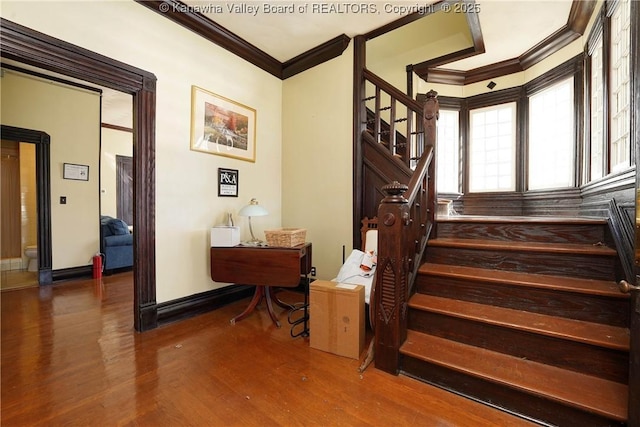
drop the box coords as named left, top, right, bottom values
left=282, top=45, right=354, bottom=281
left=1, top=71, right=101, bottom=270
left=100, top=127, right=133, bottom=219
left=2, top=0, right=283, bottom=302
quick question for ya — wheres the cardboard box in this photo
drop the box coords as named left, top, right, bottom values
left=309, top=280, right=364, bottom=359
left=210, top=226, right=240, bottom=247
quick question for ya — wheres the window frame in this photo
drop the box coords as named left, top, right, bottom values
left=524, top=57, right=583, bottom=191
left=585, top=0, right=634, bottom=182
left=526, top=76, right=577, bottom=191
left=432, top=56, right=583, bottom=197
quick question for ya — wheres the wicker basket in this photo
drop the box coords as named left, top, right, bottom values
left=264, top=228, right=306, bottom=247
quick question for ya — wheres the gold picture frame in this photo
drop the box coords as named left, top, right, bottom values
left=190, top=85, right=256, bottom=162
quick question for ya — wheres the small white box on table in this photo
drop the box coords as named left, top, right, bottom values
left=210, top=226, right=240, bottom=247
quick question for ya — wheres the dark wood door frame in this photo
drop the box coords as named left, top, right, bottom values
left=0, top=126, right=52, bottom=285
left=0, top=18, right=157, bottom=332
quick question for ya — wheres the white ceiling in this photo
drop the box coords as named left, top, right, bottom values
left=188, top=0, right=575, bottom=71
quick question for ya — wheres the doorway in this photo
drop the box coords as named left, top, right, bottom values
left=0, top=140, right=38, bottom=290
left=1, top=19, right=157, bottom=332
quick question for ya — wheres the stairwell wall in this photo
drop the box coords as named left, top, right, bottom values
left=282, top=44, right=354, bottom=282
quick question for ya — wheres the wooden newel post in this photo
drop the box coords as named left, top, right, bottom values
left=374, top=181, right=410, bottom=374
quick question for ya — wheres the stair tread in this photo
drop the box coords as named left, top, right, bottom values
left=409, top=294, right=630, bottom=351
left=438, top=215, right=608, bottom=225
left=429, top=237, right=617, bottom=256
left=401, top=330, right=628, bottom=421
left=419, top=263, right=626, bottom=298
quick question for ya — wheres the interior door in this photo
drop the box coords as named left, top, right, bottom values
left=1, top=141, right=21, bottom=259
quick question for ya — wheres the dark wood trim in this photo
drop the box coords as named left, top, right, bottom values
left=584, top=52, right=593, bottom=184
left=51, top=265, right=92, bottom=282
left=353, top=35, right=366, bottom=247
left=0, top=17, right=158, bottom=332
left=465, top=59, right=524, bottom=86
left=156, top=285, right=254, bottom=326
left=586, top=8, right=604, bottom=56
left=101, top=123, right=133, bottom=133
left=364, top=4, right=441, bottom=41
left=525, top=55, right=583, bottom=95
left=567, top=0, right=599, bottom=33
left=519, top=27, right=580, bottom=71
left=0, top=125, right=52, bottom=285
left=607, top=198, right=635, bottom=282
left=135, top=1, right=353, bottom=80
left=581, top=167, right=635, bottom=198
left=416, top=0, right=596, bottom=85
left=517, top=91, right=528, bottom=193
left=411, top=1, right=485, bottom=83
left=629, top=0, right=640, bottom=421
left=465, top=86, right=521, bottom=109
left=1, top=63, right=103, bottom=94
left=134, top=0, right=281, bottom=78
left=282, top=34, right=350, bottom=79
left=421, top=68, right=466, bottom=86
left=602, top=2, right=612, bottom=175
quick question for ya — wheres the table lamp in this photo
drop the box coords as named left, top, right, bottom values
left=238, top=198, right=269, bottom=245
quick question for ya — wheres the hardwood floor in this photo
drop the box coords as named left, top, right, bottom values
left=1, top=270, right=38, bottom=291
left=1, top=272, right=537, bottom=426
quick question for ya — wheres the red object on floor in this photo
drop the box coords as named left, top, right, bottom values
left=92, top=253, right=103, bottom=279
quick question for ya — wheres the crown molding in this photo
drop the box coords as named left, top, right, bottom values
left=135, top=0, right=282, bottom=77
left=135, top=0, right=352, bottom=80
left=416, top=0, right=596, bottom=86
left=282, top=34, right=351, bottom=79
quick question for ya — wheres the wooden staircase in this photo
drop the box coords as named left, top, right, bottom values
left=400, top=216, right=631, bottom=426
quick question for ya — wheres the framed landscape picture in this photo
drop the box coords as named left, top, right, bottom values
left=190, top=85, right=256, bottom=162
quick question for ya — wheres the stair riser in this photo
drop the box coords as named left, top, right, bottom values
left=401, top=356, right=625, bottom=427
left=426, top=247, right=616, bottom=280
left=408, top=310, right=629, bottom=383
left=416, top=275, right=629, bottom=326
left=437, top=222, right=607, bottom=245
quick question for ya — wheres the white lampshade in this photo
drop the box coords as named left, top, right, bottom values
left=238, top=198, right=268, bottom=245
left=238, top=198, right=268, bottom=217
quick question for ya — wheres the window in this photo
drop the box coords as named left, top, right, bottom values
left=590, top=34, right=604, bottom=180
left=528, top=78, right=574, bottom=190
left=468, top=103, right=516, bottom=192
left=436, top=109, right=459, bottom=193
left=609, top=0, right=631, bottom=171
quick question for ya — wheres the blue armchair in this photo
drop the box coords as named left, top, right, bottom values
left=100, top=216, right=133, bottom=272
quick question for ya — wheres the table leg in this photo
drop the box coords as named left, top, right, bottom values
left=264, top=287, right=282, bottom=328
left=230, top=286, right=281, bottom=328
left=230, top=286, right=265, bottom=325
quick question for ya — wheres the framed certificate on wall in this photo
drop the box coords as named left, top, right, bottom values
left=218, top=168, right=238, bottom=197
left=63, top=163, right=89, bottom=181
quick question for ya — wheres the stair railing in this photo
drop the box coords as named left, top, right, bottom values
left=362, top=68, right=429, bottom=168
left=369, top=85, right=439, bottom=374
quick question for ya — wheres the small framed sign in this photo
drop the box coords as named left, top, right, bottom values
left=218, top=168, right=238, bottom=197
left=63, top=163, right=89, bottom=181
